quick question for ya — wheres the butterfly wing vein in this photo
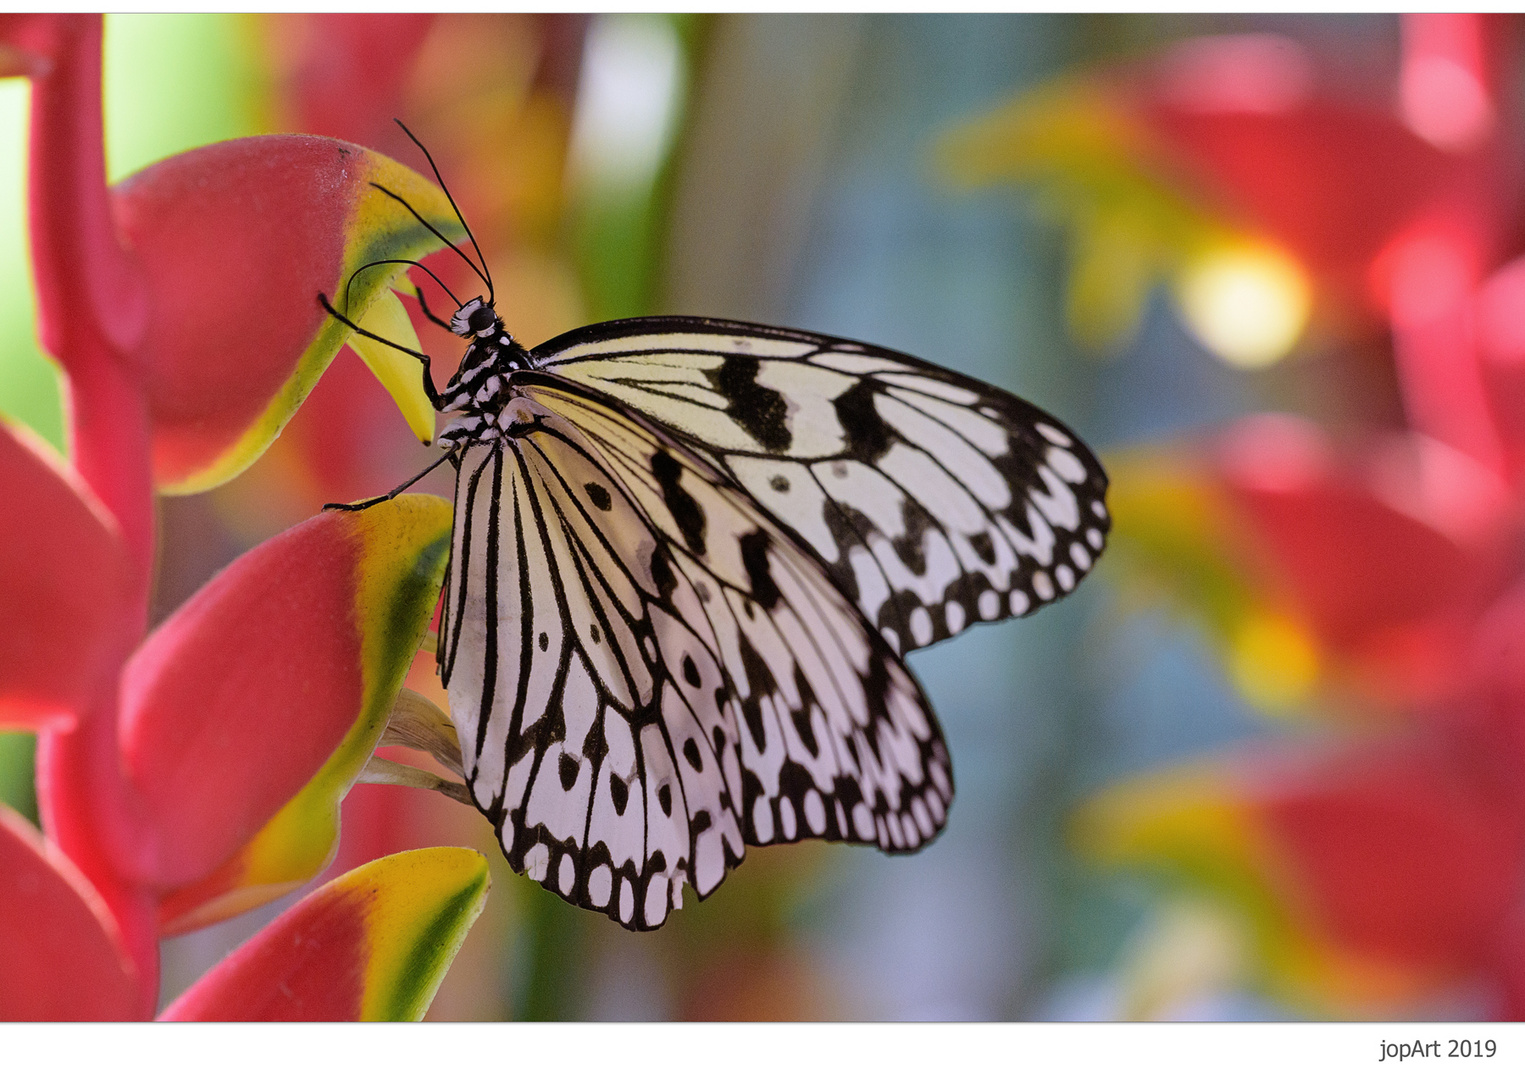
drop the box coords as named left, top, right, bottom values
left=535, top=317, right=1111, bottom=656
left=439, top=384, right=953, bottom=929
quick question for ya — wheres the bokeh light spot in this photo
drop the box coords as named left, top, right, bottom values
left=1401, top=57, right=1493, bottom=152
left=1176, top=241, right=1311, bottom=370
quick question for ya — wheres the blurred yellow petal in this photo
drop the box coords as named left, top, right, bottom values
left=1102, top=449, right=1260, bottom=637
left=940, top=79, right=1232, bottom=353
left=1076, top=757, right=1483, bottom=1015
left=1065, top=215, right=1161, bottom=352
left=1228, top=607, right=1321, bottom=715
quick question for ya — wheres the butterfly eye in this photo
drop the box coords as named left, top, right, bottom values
left=469, top=306, right=497, bottom=335
left=447, top=298, right=489, bottom=337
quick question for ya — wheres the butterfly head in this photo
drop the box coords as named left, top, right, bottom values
left=450, top=297, right=503, bottom=340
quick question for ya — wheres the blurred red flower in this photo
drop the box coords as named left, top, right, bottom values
left=952, top=14, right=1525, bottom=1017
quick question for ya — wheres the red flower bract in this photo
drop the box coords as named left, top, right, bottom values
left=0, top=13, right=482, bottom=1018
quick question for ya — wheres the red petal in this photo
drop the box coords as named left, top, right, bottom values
left=117, top=495, right=451, bottom=888
left=110, top=135, right=463, bottom=493
left=1259, top=743, right=1525, bottom=969
left=0, top=805, right=141, bottom=1020
left=0, top=419, right=135, bottom=728
left=160, top=846, right=488, bottom=1021
left=1218, top=416, right=1516, bottom=700
left=1134, top=34, right=1499, bottom=302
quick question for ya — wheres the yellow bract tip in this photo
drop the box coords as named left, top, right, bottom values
left=354, top=847, right=490, bottom=1021
left=349, top=288, right=436, bottom=444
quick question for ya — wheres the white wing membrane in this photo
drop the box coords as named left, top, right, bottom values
left=534, top=317, right=1110, bottom=655
left=438, top=382, right=953, bottom=929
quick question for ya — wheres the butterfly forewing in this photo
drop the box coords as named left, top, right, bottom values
left=440, top=385, right=952, bottom=929
left=534, top=317, right=1110, bottom=655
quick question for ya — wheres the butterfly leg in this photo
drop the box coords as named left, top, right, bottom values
left=411, top=285, right=455, bottom=332
left=323, top=448, right=459, bottom=512
left=317, top=292, right=446, bottom=409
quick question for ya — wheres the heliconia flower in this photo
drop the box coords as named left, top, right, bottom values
left=939, top=18, right=1514, bottom=374
left=1075, top=740, right=1525, bottom=1016
left=0, top=488, right=455, bottom=1014
left=0, top=13, right=484, bottom=1015
left=1, top=800, right=487, bottom=1021
left=216, top=14, right=592, bottom=522
left=121, top=494, right=453, bottom=931
left=0, top=419, right=135, bottom=729
left=1106, top=414, right=1519, bottom=713
left=160, top=846, right=489, bottom=1021
left=116, top=134, right=458, bottom=494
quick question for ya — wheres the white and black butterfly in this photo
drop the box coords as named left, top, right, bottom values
left=324, top=126, right=1109, bottom=930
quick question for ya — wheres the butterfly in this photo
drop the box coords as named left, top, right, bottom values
left=324, top=126, right=1110, bottom=930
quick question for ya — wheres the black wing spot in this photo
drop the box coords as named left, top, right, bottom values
left=715, top=354, right=790, bottom=451
left=651, top=546, right=677, bottom=598
left=652, top=449, right=706, bottom=555
left=658, top=784, right=673, bottom=816
left=583, top=715, right=608, bottom=763
left=584, top=481, right=613, bottom=511
left=834, top=379, right=893, bottom=460
left=558, top=753, right=579, bottom=792
left=682, top=655, right=701, bottom=688
left=712, top=727, right=727, bottom=754
left=610, top=773, right=629, bottom=815
left=692, top=809, right=712, bottom=833
left=970, top=531, right=996, bottom=564
left=744, top=703, right=766, bottom=751
left=538, top=630, right=549, bottom=652
left=589, top=624, right=601, bottom=644
left=740, top=531, right=781, bottom=609
left=714, top=685, right=729, bottom=711
left=770, top=474, right=790, bottom=492
left=683, top=737, right=703, bottom=771
left=792, top=706, right=819, bottom=757
left=778, top=759, right=817, bottom=802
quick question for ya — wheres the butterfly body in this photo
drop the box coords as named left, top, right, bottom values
left=408, top=297, right=1109, bottom=930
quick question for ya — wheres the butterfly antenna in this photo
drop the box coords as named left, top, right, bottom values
left=343, top=258, right=463, bottom=315
left=317, top=292, right=445, bottom=410
left=393, top=118, right=494, bottom=305
left=369, top=181, right=491, bottom=301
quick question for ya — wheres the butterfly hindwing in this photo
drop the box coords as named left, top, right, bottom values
left=439, top=382, right=952, bottom=929
left=534, top=316, right=1110, bottom=655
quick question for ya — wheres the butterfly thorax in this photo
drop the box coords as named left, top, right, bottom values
left=437, top=298, right=536, bottom=448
